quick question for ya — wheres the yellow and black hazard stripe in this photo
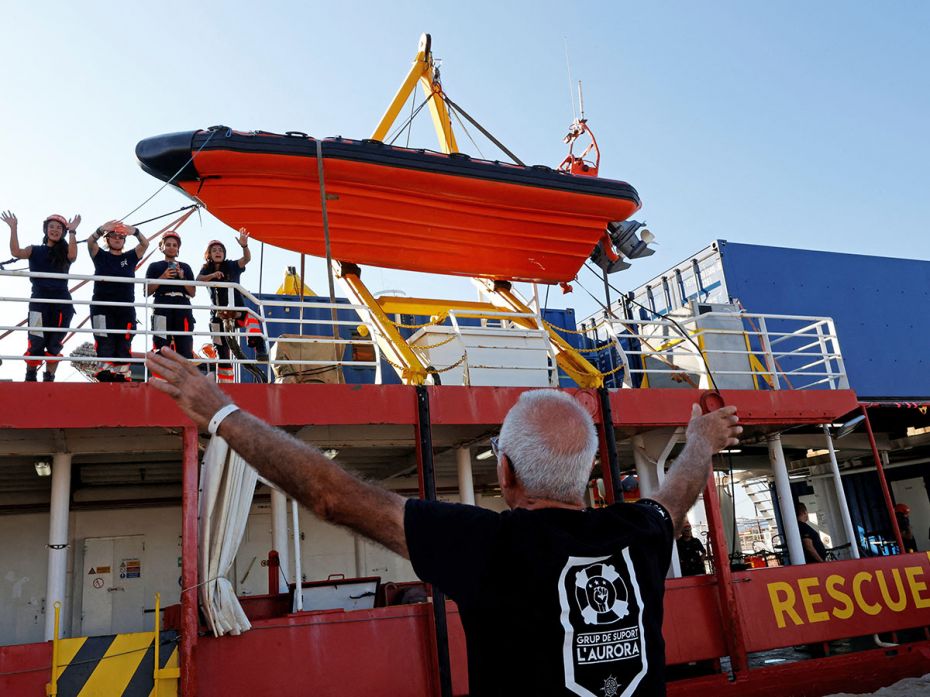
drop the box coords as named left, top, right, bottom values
left=53, top=629, right=179, bottom=697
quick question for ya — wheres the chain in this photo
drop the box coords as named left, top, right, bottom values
left=384, top=314, right=447, bottom=330
left=572, top=339, right=618, bottom=353
left=409, top=333, right=459, bottom=350
left=543, top=318, right=611, bottom=334
left=381, top=351, right=469, bottom=375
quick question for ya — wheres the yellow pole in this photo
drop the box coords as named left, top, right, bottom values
left=153, top=592, right=161, bottom=697
left=45, top=602, right=61, bottom=697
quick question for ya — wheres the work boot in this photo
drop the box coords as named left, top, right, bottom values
left=42, top=371, right=55, bottom=382
left=95, top=369, right=114, bottom=382
left=25, top=367, right=38, bottom=382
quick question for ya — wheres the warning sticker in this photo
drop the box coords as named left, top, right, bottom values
left=88, top=567, right=96, bottom=575
left=120, top=559, right=141, bottom=579
left=92, top=577, right=104, bottom=589
left=88, top=565, right=111, bottom=575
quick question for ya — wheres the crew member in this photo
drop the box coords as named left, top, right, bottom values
left=677, top=521, right=707, bottom=576
left=147, top=347, right=741, bottom=696
left=197, top=228, right=267, bottom=382
left=2, top=210, right=80, bottom=381
left=88, top=221, right=149, bottom=381
left=894, top=503, right=918, bottom=553
left=796, top=502, right=827, bottom=563
left=145, top=231, right=196, bottom=358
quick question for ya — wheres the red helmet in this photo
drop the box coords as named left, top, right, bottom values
left=204, top=239, right=226, bottom=260
left=159, top=230, right=182, bottom=250
left=894, top=503, right=910, bottom=515
left=43, top=214, right=68, bottom=233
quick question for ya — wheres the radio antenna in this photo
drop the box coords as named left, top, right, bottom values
left=564, top=38, right=577, bottom=121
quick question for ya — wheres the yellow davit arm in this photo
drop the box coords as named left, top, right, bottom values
left=372, top=33, right=458, bottom=154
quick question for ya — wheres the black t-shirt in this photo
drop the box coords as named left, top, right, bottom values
left=28, top=244, right=72, bottom=299
left=798, top=520, right=827, bottom=563
left=405, top=498, right=674, bottom=696
left=199, top=259, right=244, bottom=312
left=146, top=261, right=195, bottom=302
left=92, top=249, right=142, bottom=304
left=677, top=537, right=706, bottom=576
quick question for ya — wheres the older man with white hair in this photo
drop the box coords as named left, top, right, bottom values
left=146, top=348, right=741, bottom=696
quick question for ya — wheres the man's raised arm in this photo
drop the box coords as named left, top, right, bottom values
left=651, top=404, right=742, bottom=534
left=146, top=348, right=409, bottom=558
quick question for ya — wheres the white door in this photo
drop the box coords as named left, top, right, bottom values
left=892, top=478, right=930, bottom=552
left=81, top=536, right=146, bottom=636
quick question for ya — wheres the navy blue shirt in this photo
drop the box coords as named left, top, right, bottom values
left=146, top=261, right=195, bottom=301
left=405, top=498, right=674, bottom=696
left=199, top=259, right=244, bottom=312
left=92, top=249, right=142, bottom=304
left=28, top=244, right=72, bottom=300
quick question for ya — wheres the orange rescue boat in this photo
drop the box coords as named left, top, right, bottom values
left=136, top=127, right=641, bottom=283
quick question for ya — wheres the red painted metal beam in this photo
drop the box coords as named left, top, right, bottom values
left=0, top=384, right=860, bottom=430
left=180, top=426, right=199, bottom=697
left=701, top=466, right=749, bottom=678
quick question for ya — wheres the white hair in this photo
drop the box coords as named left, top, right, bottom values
left=498, top=390, right=598, bottom=503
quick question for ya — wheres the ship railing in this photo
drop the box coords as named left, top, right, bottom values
left=598, top=310, right=848, bottom=390
left=0, top=269, right=382, bottom=383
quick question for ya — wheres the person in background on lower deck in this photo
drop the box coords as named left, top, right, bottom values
left=2, top=210, right=81, bottom=382
left=197, top=228, right=267, bottom=382
left=677, top=521, right=707, bottom=576
left=894, top=503, right=918, bottom=553
left=145, top=231, right=196, bottom=359
left=88, top=221, right=149, bottom=382
left=796, top=502, right=827, bottom=563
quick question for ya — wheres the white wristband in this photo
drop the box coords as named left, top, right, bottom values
left=208, top=404, right=240, bottom=435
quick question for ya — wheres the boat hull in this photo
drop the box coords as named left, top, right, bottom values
left=136, top=129, right=641, bottom=283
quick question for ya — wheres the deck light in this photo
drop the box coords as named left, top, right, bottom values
left=34, top=460, right=51, bottom=477
left=833, top=414, right=866, bottom=440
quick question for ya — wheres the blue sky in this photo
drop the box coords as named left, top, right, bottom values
left=0, top=2, right=927, bottom=379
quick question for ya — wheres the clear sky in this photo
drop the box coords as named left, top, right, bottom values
left=0, top=1, right=927, bottom=380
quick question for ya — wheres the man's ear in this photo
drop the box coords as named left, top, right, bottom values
left=499, top=454, right=517, bottom=488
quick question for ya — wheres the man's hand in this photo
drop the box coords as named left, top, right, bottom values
left=652, top=404, right=742, bottom=534
left=146, top=347, right=232, bottom=430
left=1, top=210, right=17, bottom=231
left=686, top=404, right=742, bottom=456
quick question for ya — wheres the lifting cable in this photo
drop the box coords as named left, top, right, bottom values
left=441, top=94, right=524, bottom=166
left=386, top=95, right=433, bottom=145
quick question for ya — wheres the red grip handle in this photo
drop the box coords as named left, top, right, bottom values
left=699, top=390, right=725, bottom=414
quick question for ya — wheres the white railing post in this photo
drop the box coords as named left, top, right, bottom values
left=756, top=315, right=779, bottom=389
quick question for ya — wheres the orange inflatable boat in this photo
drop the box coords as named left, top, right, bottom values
left=136, top=127, right=641, bottom=283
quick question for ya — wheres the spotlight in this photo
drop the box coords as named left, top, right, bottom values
left=34, top=461, right=51, bottom=477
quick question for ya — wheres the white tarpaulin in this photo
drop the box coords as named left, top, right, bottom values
left=199, top=435, right=257, bottom=636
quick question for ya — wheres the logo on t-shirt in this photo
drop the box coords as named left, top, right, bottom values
left=558, top=549, right=647, bottom=697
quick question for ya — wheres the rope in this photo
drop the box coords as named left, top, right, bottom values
left=119, top=128, right=219, bottom=221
